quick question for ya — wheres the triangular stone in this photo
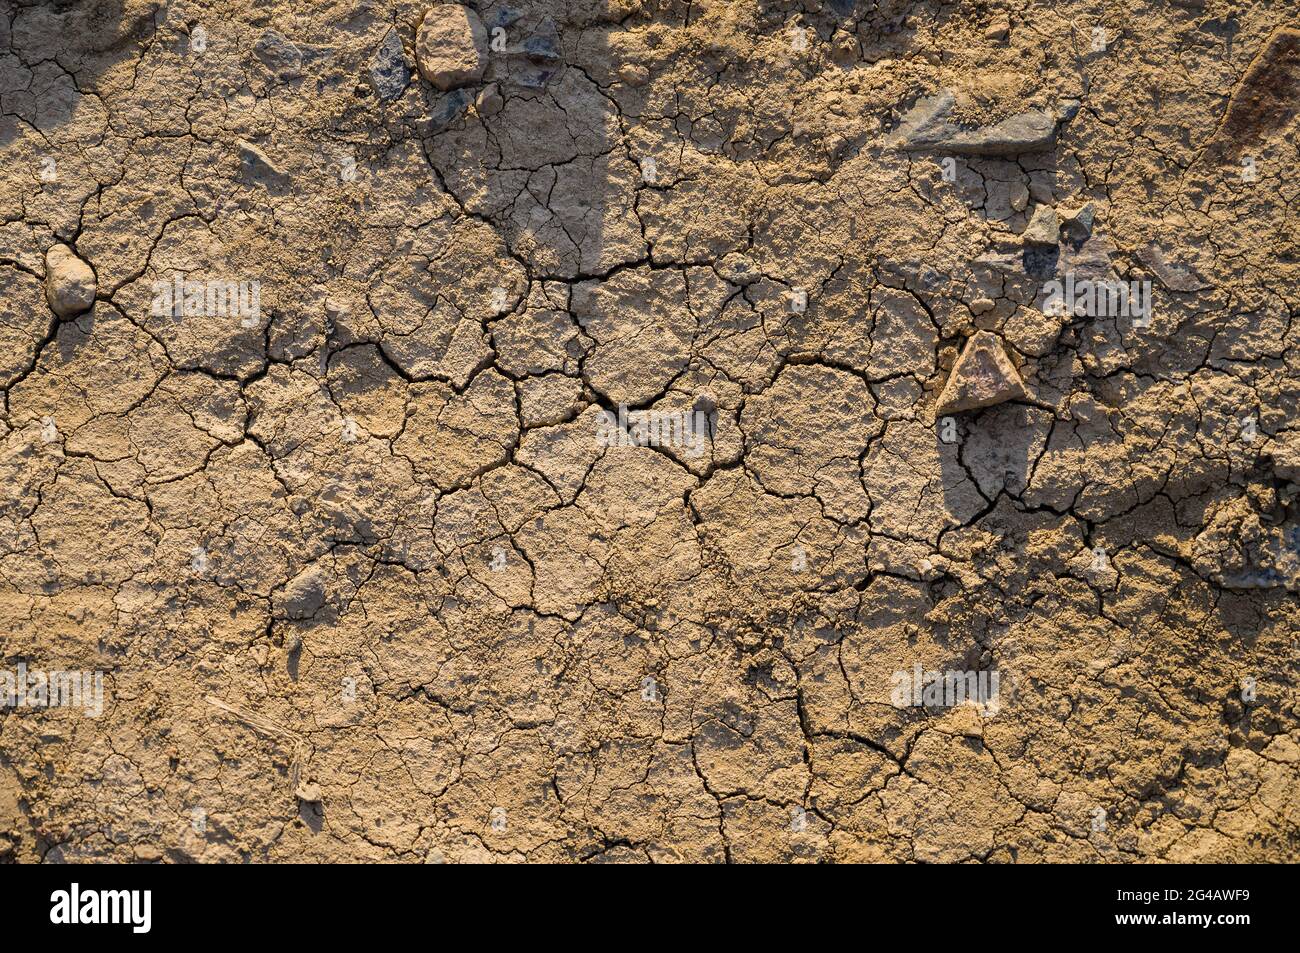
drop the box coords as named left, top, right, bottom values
left=936, top=331, right=1027, bottom=414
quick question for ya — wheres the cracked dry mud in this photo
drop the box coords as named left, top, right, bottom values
left=0, top=0, right=1297, bottom=865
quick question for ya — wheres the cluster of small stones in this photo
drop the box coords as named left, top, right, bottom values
left=0, top=0, right=1296, bottom=864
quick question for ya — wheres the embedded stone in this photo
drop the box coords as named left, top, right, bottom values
left=254, top=30, right=303, bottom=81
left=1023, top=205, right=1060, bottom=246
left=1060, top=203, right=1095, bottom=244
left=891, top=90, right=1059, bottom=155
left=415, top=4, right=487, bottom=91
left=44, top=244, right=96, bottom=317
left=371, top=28, right=411, bottom=101
left=936, top=331, right=1027, bottom=414
left=237, top=140, right=290, bottom=191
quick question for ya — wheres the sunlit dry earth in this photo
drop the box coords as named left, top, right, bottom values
left=0, top=0, right=1297, bottom=863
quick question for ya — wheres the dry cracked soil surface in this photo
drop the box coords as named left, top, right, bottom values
left=0, top=0, right=1298, bottom=864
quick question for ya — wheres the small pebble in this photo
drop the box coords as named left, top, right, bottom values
left=44, top=244, right=96, bottom=318
left=618, top=63, right=649, bottom=87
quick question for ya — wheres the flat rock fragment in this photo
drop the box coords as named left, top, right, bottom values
left=416, top=4, right=488, bottom=91
left=935, top=331, right=1027, bottom=414
left=237, top=140, right=290, bottom=192
left=890, top=91, right=1059, bottom=155
left=371, top=29, right=412, bottom=100
left=1059, top=203, right=1095, bottom=244
left=1022, top=205, right=1059, bottom=246
left=254, top=30, right=303, bottom=81
left=1139, top=243, right=1212, bottom=292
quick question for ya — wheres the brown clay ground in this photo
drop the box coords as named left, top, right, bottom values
left=0, top=0, right=1297, bottom=862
